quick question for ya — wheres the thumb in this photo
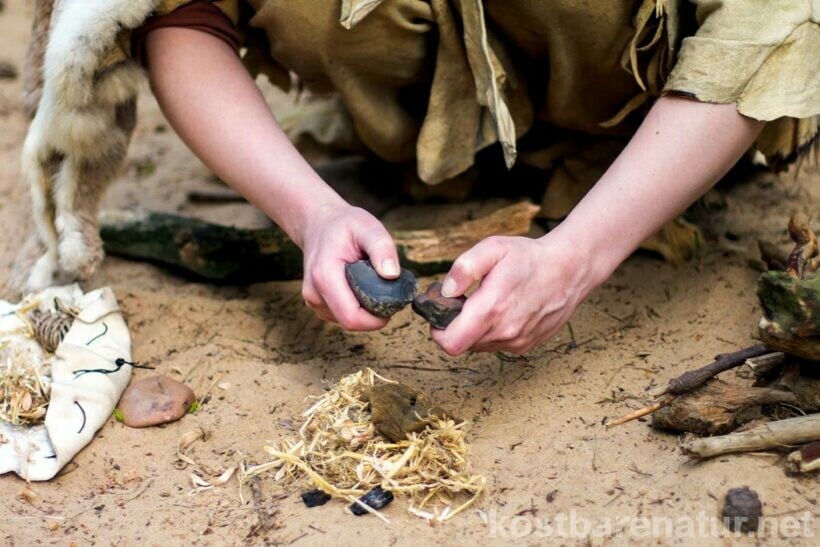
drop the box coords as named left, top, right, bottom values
left=441, top=238, right=506, bottom=297
left=360, top=228, right=401, bottom=279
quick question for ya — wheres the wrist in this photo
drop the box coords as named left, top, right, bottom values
left=259, top=183, right=347, bottom=250
left=287, top=195, right=350, bottom=250
left=540, top=218, right=621, bottom=293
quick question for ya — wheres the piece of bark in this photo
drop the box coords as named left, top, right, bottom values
left=682, top=414, right=820, bottom=459
left=785, top=441, right=820, bottom=474
left=390, top=201, right=540, bottom=275
left=757, top=271, right=820, bottom=361
left=99, top=202, right=540, bottom=282
left=652, top=379, right=797, bottom=435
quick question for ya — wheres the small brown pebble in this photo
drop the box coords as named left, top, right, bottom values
left=117, top=375, right=195, bottom=428
left=412, top=281, right=465, bottom=329
left=722, top=486, right=762, bottom=533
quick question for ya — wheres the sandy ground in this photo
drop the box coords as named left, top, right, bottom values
left=0, top=1, right=818, bottom=545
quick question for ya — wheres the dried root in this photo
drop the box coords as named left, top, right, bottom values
left=242, top=369, right=485, bottom=523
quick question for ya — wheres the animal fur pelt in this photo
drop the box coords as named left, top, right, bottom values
left=9, top=0, right=162, bottom=294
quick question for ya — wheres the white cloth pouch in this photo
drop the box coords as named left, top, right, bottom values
left=0, top=285, right=131, bottom=481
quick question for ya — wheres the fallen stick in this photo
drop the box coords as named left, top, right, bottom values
left=658, top=344, right=773, bottom=396
left=682, top=414, right=820, bottom=459
left=99, top=201, right=540, bottom=282
left=605, top=395, right=674, bottom=429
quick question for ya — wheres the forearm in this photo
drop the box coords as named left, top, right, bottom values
left=145, top=27, right=345, bottom=247
left=554, top=96, right=764, bottom=284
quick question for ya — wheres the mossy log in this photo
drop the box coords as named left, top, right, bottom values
left=757, top=271, right=820, bottom=361
left=99, top=202, right=539, bottom=283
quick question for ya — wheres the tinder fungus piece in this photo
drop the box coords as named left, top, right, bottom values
left=118, top=375, right=195, bottom=428
left=345, top=260, right=417, bottom=318
left=363, top=383, right=449, bottom=442
left=412, top=281, right=466, bottom=329
left=722, top=487, right=762, bottom=533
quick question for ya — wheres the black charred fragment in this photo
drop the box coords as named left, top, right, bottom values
left=349, top=487, right=394, bottom=516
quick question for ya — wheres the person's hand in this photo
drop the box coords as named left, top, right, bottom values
left=431, top=232, right=604, bottom=355
left=299, top=203, right=400, bottom=330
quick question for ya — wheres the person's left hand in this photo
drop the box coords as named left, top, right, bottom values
left=431, top=232, right=603, bottom=355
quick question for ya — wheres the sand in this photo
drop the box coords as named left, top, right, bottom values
left=0, top=1, right=817, bottom=544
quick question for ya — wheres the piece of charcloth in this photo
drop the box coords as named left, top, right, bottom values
left=132, top=1, right=242, bottom=66
left=0, top=286, right=132, bottom=481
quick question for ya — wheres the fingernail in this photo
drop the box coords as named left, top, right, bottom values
left=381, top=258, right=399, bottom=277
left=441, top=277, right=458, bottom=297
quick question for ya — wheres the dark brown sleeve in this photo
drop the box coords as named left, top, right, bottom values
left=132, top=1, right=242, bottom=66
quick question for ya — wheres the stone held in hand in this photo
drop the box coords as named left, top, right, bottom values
left=117, top=375, right=195, bottom=428
left=345, top=260, right=417, bottom=318
left=412, top=281, right=466, bottom=329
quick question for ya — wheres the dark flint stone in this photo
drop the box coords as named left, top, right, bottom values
left=412, top=281, right=466, bottom=329
left=345, top=260, right=417, bottom=318
left=349, top=487, right=394, bottom=516
left=301, top=489, right=331, bottom=508
left=722, top=486, right=762, bottom=532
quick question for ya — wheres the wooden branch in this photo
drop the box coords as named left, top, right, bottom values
left=682, top=414, right=820, bottom=459
left=658, top=344, right=772, bottom=396
left=390, top=202, right=540, bottom=275
left=98, top=202, right=540, bottom=282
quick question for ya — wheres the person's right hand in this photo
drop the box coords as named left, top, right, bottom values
left=299, top=203, right=401, bottom=330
